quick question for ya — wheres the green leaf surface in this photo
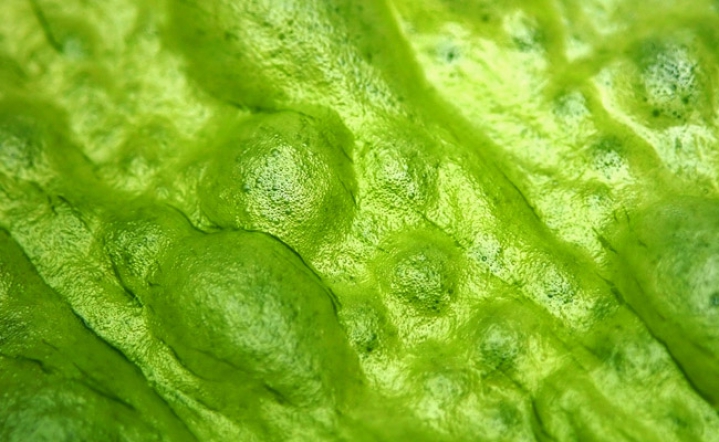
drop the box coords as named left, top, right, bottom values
left=1, top=0, right=718, bottom=440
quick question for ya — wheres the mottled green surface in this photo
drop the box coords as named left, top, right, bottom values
left=1, top=0, right=719, bottom=440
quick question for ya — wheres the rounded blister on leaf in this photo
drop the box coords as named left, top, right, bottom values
left=620, top=35, right=714, bottom=128
left=617, top=197, right=719, bottom=405
left=103, top=204, right=196, bottom=293
left=147, top=230, right=360, bottom=408
left=363, top=126, right=440, bottom=213
left=376, top=229, right=461, bottom=316
left=199, top=111, right=357, bottom=256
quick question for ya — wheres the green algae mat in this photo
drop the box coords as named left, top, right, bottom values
left=1, top=0, right=719, bottom=440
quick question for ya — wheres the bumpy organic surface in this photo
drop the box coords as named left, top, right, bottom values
left=1, top=0, right=719, bottom=440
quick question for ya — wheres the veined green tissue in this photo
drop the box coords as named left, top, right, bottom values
left=1, top=0, right=719, bottom=440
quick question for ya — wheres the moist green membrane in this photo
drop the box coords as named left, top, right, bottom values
left=1, top=0, right=719, bottom=441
